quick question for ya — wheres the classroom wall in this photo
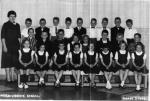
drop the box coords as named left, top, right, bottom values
left=0, top=0, right=149, bottom=75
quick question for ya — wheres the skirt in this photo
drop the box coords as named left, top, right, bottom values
left=116, top=64, right=130, bottom=71
left=100, top=64, right=114, bottom=72
left=132, top=66, right=149, bottom=74
left=83, top=64, right=100, bottom=74
left=1, top=49, right=19, bottom=69
left=18, top=63, right=34, bottom=70
left=52, top=64, right=67, bottom=71
left=34, top=64, right=49, bottom=71
left=70, top=64, right=83, bottom=70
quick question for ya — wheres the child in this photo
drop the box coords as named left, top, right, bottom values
left=87, top=18, right=99, bottom=44
left=97, top=30, right=111, bottom=52
left=84, top=43, right=99, bottom=88
left=64, top=17, right=74, bottom=42
left=74, top=17, right=86, bottom=41
left=27, top=28, right=36, bottom=51
left=124, top=19, right=137, bottom=45
left=99, top=46, right=113, bottom=89
left=52, top=43, right=68, bottom=87
left=67, top=35, right=81, bottom=52
left=21, top=18, right=33, bottom=39
left=97, top=17, right=111, bottom=41
left=35, top=18, right=50, bottom=41
left=18, top=38, right=34, bottom=89
left=69, top=43, right=83, bottom=87
left=50, top=17, right=61, bottom=41
left=132, top=42, right=148, bottom=91
left=35, top=44, right=49, bottom=86
left=81, top=35, right=89, bottom=53
left=115, top=41, right=130, bottom=88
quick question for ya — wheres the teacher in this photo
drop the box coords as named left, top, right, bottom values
left=1, top=10, right=21, bottom=83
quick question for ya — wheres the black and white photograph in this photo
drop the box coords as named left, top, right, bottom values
left=0, top=0, right=149, bottom=100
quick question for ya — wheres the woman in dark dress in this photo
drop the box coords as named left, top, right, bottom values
left=1, top=10, right=21, bottom=83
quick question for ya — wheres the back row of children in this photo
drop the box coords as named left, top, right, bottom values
left=18, top=16, right=148, bottom=91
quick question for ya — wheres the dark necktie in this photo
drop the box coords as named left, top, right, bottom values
left=55, top=27, right=57, bottom=34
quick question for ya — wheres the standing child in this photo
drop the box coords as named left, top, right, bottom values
left=52, top=43, right=68, bottom=87
left=27, top=28, right=36, bottom=51
left=84, top=43, right=99, bottom=88
left=35, top=44, right=49, bottom=87
left=81, top=35, right=89, bottom=53
left=115, top=41, right=130, bottom=88
left=132, top=42, right=148, bottom=91
left=100, top=46, right=113, bottom=89
left=69, top=43, right=83, bottom=87
left=18, top=38, right=34, bottom=89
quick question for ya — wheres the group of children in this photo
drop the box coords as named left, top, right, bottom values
left=5, top=14, right=148, bottom=91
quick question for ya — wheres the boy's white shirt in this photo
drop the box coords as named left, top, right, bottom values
left=87, top=27, right=99, bottom=39
left=124, top=27, right=137, bottom=42
left=64, top=26, right=74, bottom=38
left=21, top=26, right=34, bottom=38
left=50, top=25, right=61, bottom=36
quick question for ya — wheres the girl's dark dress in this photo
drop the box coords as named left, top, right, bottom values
left=116, top=50, right=130, bottom=71
left=100, top=51, right=113, bottom=72
left=1, top=21, right=21, bottom=68
left=70, top=51, right=82, bottom=70
left=19, top=49, right=34, bottom=70
left=35, top=51, right=49, bottom=71
left=52, top=50, right=68, bottom=71
left=84, top=52, right=99, bottom=74
left=132, top=52, right=148, bottom=74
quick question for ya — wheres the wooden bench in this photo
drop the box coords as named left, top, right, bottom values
left=17, top=70, right=148, bottom=88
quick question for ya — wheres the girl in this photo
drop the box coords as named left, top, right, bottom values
left=18, top=38, right=34, bottom=89
left=115, top=41, right=130, bottom=88
left=35, top=44, right=49, bottom=87
left=69, top=43, right=83, bottom=87
left=84, top=43, right=99, bottom=88
left=132, top=42, right=148, bottom=91
left=100, top=46, right=113, bottom=89
left=53, top=43, right=68, bottom=87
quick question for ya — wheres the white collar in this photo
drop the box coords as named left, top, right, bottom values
left=136, top=51, right=143, bottom=55
left=23, top=48, right=30, bottom=52
left=102, top=51, right=109, bottom=55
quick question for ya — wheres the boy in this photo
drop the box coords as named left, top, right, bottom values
left=124, top=19, right=137, bottom=45
left=50, top=17, right=61, bottom=41
left=97, top=17, right=111, bottom=41
left=35, top=18, right=50, bottom=41
left=74, top=17, right=86, bottom=41
left=21, top=18, right=33, bottom=39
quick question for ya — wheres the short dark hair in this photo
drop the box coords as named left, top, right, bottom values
left=102, top=17, right=108, bottom=22
left=25, top=18, right=32, bottom=23
left=115, top=17, right=121, bottom=21
left=77, top=17, right=83, bottom=22
left=102, top=30, right=109, bottom=35
left=40, top=18, right=46, bottom=22
left=134, top=33, right=141, bottom=38
left=73, top=43, right=80, bottom=48
left=126, top=19, right=133, bottom=24
left=58, top=29, right=64, bottom=34
left=65, top=17, right=72, bottom=23
left=119, top=40, right=127, bottom=48
left=28, top=28, right=34, bottom=33
left=53, top=17, right=59, bottom=22
left=7, top=10, right=17, bottom=17
left=91, top=18, right=97, bottom=22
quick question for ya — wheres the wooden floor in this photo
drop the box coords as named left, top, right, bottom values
left=0, top=81, right=148, bottom=100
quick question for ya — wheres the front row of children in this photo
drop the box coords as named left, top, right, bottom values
left=18, top=37, right=148, bottom=91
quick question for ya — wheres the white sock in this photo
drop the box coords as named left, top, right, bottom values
left=76, top=81, right=80, bottom=84
left=56, top=80, right=59, bottom=84
left=121, top=81, right=124, bottom=86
